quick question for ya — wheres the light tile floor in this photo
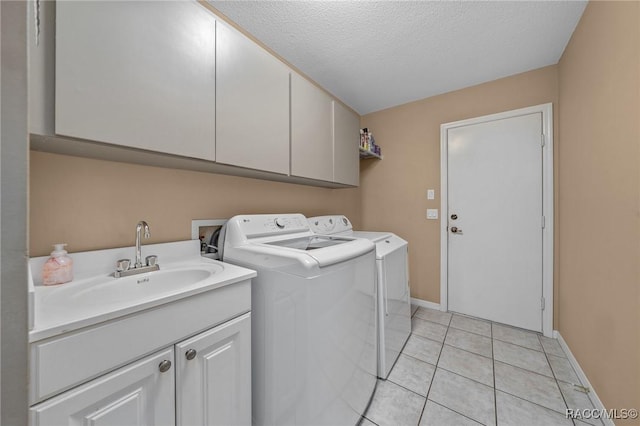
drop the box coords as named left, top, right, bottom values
left=361, top=305, right=602, bottom=426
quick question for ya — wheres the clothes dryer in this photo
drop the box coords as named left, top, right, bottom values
left=220, top=214, right=377, bottom=426
left=308, top=215, right=411, bottom=379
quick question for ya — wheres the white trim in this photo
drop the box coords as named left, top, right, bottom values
left=440, top=103, right=554, bottom=337
left=554, top=331, right=614, bottom=426
left=190, top=219, right=228, bottom=240
left=410, top=297, right=441, bottom=311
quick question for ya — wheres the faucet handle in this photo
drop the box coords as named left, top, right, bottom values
left=116, top=259, right=131, bottom=272
left=145, top=255, right=158, bottom=267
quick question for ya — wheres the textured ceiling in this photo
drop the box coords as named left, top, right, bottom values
left=209, top=1, right=587, bottom=115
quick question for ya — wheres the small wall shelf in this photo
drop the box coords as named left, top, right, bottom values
left=359, top=148, right=383, bottom=160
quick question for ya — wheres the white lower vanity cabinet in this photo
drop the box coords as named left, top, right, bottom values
left=30, top=347, right=177, bottom=425
left=30, top=313, right=251, bottom=426
left=176, top=313, right=251, bottom=426
left=29, top=263, right=253, bottom=426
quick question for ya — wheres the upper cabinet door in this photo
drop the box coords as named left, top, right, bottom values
left=291, top=73, right=334, bottom=182
left=216, top=22, right=290, bottom=175
left=333, top=102, right=360, bottom=186
left=55, top=1, right=216, bottom=160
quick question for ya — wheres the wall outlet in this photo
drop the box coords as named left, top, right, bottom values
left=427, top=209, right=438, bottom=219
left=427, top=189, right=435, bottom=200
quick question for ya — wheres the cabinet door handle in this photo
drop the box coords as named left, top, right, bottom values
left=185, top=349, right=197, bottom=360
left=158, top=360, right=172, bottom=373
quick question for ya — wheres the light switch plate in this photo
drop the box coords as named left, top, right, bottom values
left=427, top=189, right=435, bottom=200
left=427, top=209, right=438, bottom=219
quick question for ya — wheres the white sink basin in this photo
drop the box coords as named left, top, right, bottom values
left=41, top=265, right=223, bottom=308
left=28, top=240, right=257, bottom=343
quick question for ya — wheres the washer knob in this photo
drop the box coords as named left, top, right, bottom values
left=274, top=218, right=285, bottom=229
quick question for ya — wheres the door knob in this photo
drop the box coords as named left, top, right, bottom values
left=451, top=226, right=462, bottom=234
left=451, top=214, right=458, bottom=220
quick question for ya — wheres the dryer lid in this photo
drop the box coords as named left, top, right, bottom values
left=372, top=234, right=408, bottom=259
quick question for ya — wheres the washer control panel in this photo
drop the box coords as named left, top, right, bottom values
left=234, top=214, right=310, bottom=238
left=308, top=215, right=353, bottom=235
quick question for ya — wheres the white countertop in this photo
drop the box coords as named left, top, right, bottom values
left=29, top=240, right=256, bottom=342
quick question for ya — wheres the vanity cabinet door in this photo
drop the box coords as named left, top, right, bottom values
left=30, top=348, right=175, bottom=426
left=55, top=1, right=216, bottom=160
left=291, top=73, right=334, bottom=182
left=216, top=21, right=290, bottom=174
left=333, top=101, right=360, bottom=186
left=176, top=312, right=251, bottom=426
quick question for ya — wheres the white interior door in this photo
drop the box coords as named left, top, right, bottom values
left=447, top=112, right=543, bottom=332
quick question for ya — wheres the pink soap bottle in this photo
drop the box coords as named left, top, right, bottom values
left=42, top=244, right=74, bottom=286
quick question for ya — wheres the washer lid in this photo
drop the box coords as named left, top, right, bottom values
left=264, top=235, right=356, bottom=251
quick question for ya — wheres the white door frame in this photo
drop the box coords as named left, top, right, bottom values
left=440, top=103, right=554, bottom=337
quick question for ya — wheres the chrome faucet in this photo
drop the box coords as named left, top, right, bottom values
left=135, top=220, right=150, bottom=268
left=113, top=220, right=160, bottom=278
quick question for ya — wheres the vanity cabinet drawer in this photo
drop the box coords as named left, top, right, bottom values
left=30, top=279, right=250, bottom=404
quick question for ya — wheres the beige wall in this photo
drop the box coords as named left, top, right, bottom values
left=360, top=66, right=559, bottom=321
left=558, top=1, right=640, bottom=419
left=29, top=151, right=361, bottom=256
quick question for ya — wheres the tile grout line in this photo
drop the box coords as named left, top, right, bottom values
left=492, top=354, right=556, bottom=381
left=427, top=399, right=485, bottom=426
left=420, top=307, right=548, bottom=353
left=416, top=314, right=492, bottom=339
left=492, top=322, right=498, bottom=426
left=536, top=333, right=577, bottom=425
left=442, top=341, right=493, bottom=361
left=400, top=350, right=438, bottom=367
left=385, top=377, right=429, bottom=400
left=494, top=358, right=579, bottom=419
left=414, top=307, right=578, bottom=425
left=416, top=311, right=452, bottom=425
left=435, top=365, right=495, bottom=390
left=497, top=387, right=577, bottom=418
left=492, top=335, right=546, bottom=354
left=494, top=358, right=567, bottom=383
left=367, top=305, right=417, bottom=426
left=408, top=330, right=448, bottom=346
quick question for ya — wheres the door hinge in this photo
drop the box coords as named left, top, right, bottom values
left=541, top=297, right=546, bottom=310
left=542, top=216, right=546, bottom=229
left=541, top=134, right=546, bottom=147
left=34, top=0, right=41, bottom=46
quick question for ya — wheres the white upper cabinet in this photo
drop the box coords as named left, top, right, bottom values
left=216, top=21, right=290, bottom=175
left=55, top=1, right=216, bottom=160
left=333, top=102, right=360, bottom=186
left=30, top=1, right=359, bottom=187
left=291, top=73, right=334, bottom=182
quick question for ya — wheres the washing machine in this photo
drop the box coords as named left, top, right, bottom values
left=220, top=214, right=377, bottom=426
left=308, top=215, right=411, bottom=379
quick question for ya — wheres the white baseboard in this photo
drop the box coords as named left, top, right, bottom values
left=554, top=331, right=614, bottom=426
left=410, top=297, right=442, bottom=311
